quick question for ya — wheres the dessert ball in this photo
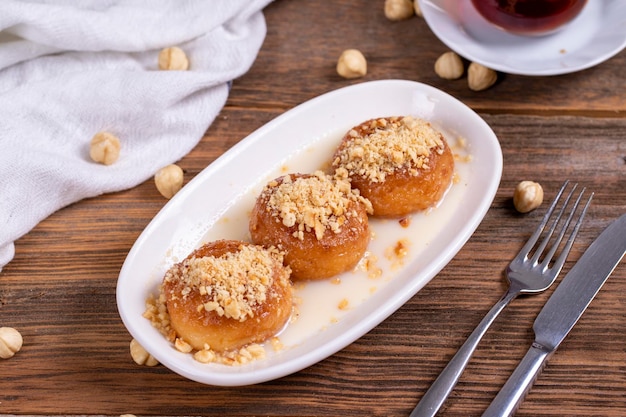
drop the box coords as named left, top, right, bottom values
left=332, top=116, right=454, bottom=217
left=161, top=240, right=293, bottom=353
left=249, top=171, right=372, bottom=281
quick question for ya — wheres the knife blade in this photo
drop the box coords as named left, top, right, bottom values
left=482, top=213, right=626, bottom=417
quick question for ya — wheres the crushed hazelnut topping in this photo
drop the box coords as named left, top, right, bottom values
left=144, top=293, right=172, bottom=340
left=208, top=344, right=267, bottom=366
left=270, top=337, right=284, bottom=351
left=243, top=343, right=266, bottom=360
left=392, top=239, right=410, bottom=259
left=399, top=217, right=411, bottom=228
left=146, top=287, right=274, bottom=366
left=163, top=245, right=287, bottom=322
left=385, top=238, right=411, bottom=270
left=261, top=171, right=372, bottom=241
left=452, top=136, right=472, bottom=164
left=194, top=348, right=216, bottom=363
left=191, top=344, right=266, bottom=366
left=174, top=338, right=193, bottom=353
left=333, top=116, right=445, bottom=183
left=356, top=252, right=382, bottom=279
left=144, top=244, right=291, bottom=367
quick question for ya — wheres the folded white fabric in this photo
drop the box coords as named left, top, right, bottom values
left=0, top=0, right=274, bottom=271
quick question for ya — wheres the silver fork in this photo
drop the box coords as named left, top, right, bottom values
left=410, top=180, right=592, bottom=417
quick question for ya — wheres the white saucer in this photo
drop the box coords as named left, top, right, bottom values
left=419, top=0, right=626, bottom=76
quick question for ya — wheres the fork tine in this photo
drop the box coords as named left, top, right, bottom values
left=516, top=180, right=570, bottom=259
left=543, top=189, right=593, bottom=273
left=536, top=186, right=584, bottom=265
left=528, top=182, right=578, bottom=265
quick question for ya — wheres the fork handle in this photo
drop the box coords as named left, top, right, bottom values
left=410, top=288, right=519, bottom=417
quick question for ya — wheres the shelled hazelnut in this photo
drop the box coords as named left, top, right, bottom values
left=414, top=0, right=423, bottom=17
left=129, top=338, right=159, bottom=366
left=384, top=0, right=415, bottom=20
left=154, top=164, right=184, bottom=199
left=90, top=132, right=121, bottom=165
left=513, top=181, right=544, bottom=213
left=468, top=62, right=498, bottom=91
left=158, top=46, right=189, bottom=71
left=336, top=49, right=367, bottom=79
left=435, top=51, right=464, bottom=80
left=0, top=327, right=23, bottom=359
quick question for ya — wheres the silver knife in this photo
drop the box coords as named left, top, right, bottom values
left=482, top=213, right=626, bottom=417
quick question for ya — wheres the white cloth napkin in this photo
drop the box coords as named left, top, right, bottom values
left=0, top=0, right=274, bottom=271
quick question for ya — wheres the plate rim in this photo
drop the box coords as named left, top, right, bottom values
left=419, top=0, right=626, bottom=76
left=116, top=79, right=503, bottom=386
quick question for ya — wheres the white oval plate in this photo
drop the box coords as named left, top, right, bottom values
left=116, top=80, right=502, bottom=386
left=419, top=0, right=626, bottom=76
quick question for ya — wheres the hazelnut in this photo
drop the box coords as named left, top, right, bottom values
left=89, top=132, right=120, bottom=165
left=414, top=0, right=423, bottom=17
left=384, top=0, right=415, bottom=20
left=154, top=164, right=184, bottom=199
left=158, top=46, right=189, bottom=71
left=0, top=327, right=23, bottom=359
left=336, top=49, right=367, bottom=79
left=513, top=181, right=544, bottom=213
left=434, top=51, right=464, bottom=80
left=194, top=349, right=217, bottom=364
left=468, top=62, right=497, bottom=91
left=129, top=339, right=159, bottom=366
left=174, top=338, right=193, bottom=353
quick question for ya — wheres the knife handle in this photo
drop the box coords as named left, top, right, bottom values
left=482, top=342, right=552, bottom=417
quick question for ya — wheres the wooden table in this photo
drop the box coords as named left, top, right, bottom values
left=2, top=1, right=625, bottom=416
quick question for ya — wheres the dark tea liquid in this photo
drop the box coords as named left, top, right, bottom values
left=470, top=0, right=587, bottom=35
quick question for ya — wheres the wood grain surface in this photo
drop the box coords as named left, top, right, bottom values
left=1, top=1, right=625, bottom=416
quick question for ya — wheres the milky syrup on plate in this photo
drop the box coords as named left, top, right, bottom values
left=189, top=122, right=472, bottom=354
